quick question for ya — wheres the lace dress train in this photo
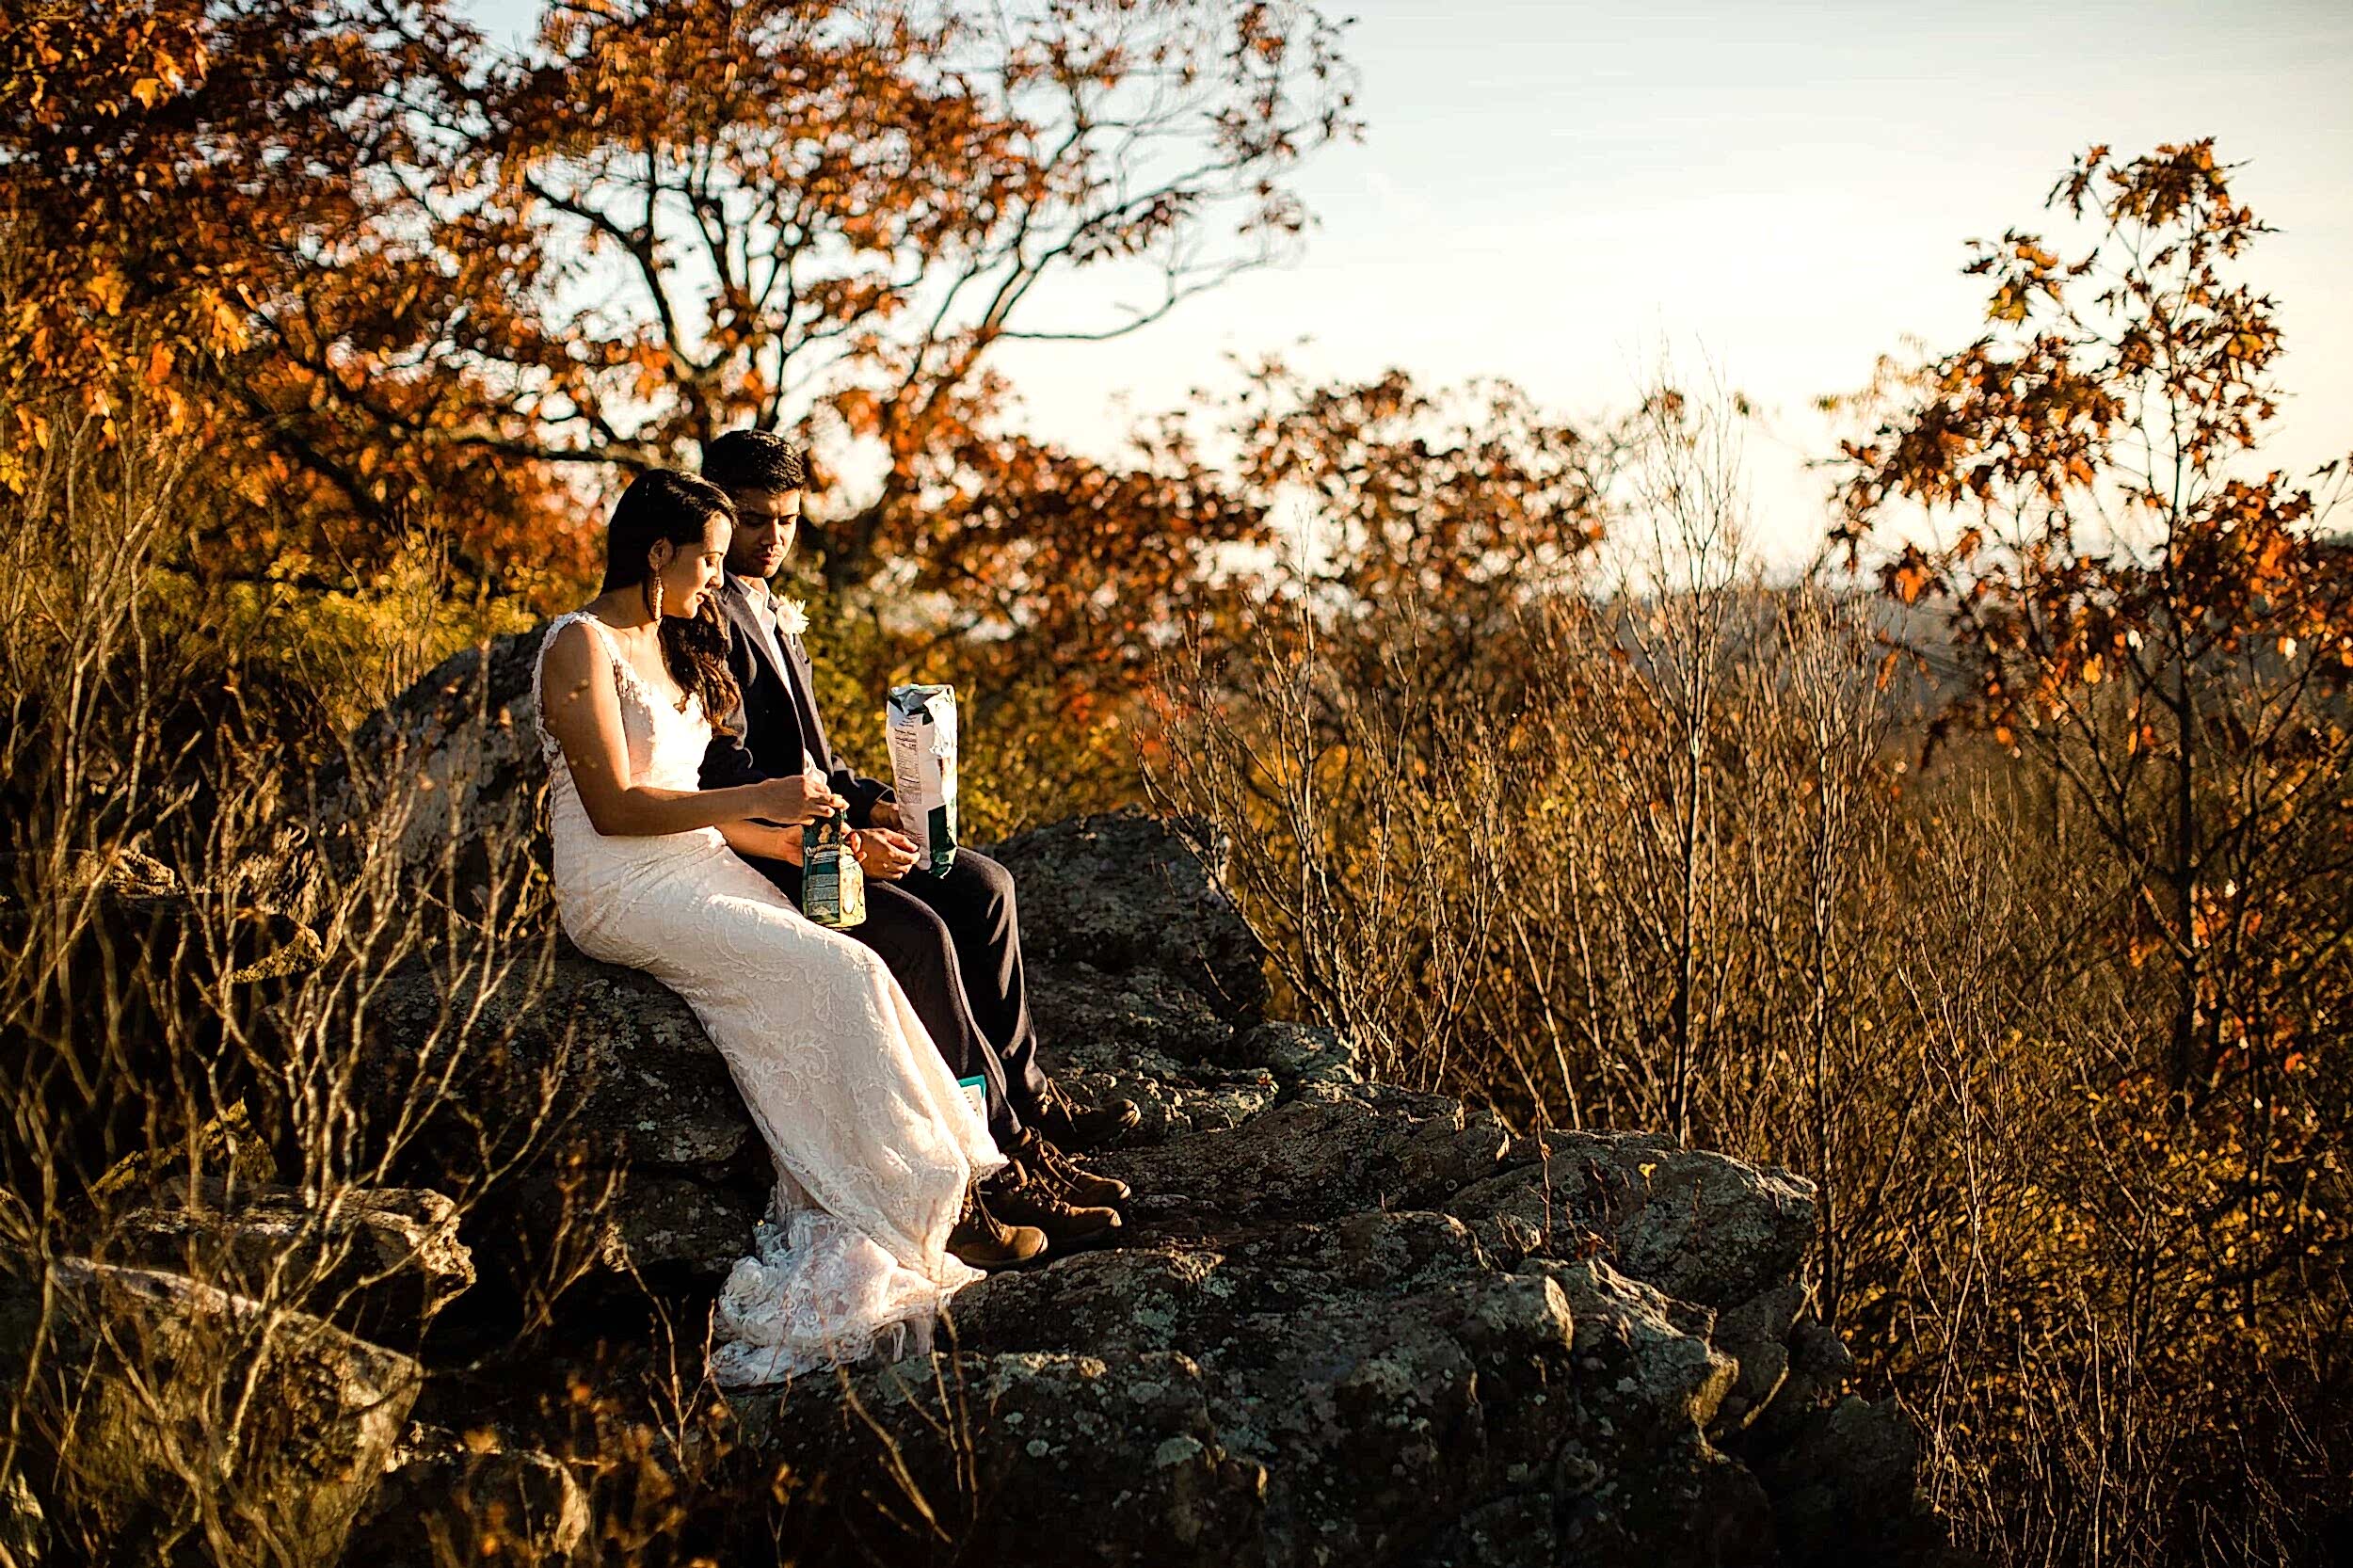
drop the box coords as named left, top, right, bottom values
left=530, top=612, right=1003, bottom=1384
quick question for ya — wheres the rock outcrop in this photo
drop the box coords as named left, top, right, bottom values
left=8, top=627, right=1958, bottom=1565
left=359, top=803, right=1952, bottom=1566
left=0, top=1256, right=420, bottom=1566
left=312, top=626, right=552, bottom=919
left=739, top=817, right=1946, bottom=1567
left=111, top=1184, right=476, bottom=1348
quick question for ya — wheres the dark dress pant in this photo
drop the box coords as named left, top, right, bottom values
left=741, top=848, right=1048, bottom=1144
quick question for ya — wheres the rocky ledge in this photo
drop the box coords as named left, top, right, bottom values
left=6, top=620, right=1962, bottom=1565
left=361, top=810, right=1956, bottom=1567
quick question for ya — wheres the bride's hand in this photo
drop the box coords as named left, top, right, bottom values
left=753, top=775, right=844, bottom=825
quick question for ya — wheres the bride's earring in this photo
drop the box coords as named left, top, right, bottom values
left=646, top=573, right=664, bottom=622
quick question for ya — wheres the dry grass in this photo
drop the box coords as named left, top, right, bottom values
left=1149, top=389, right=2353, bottom=1567
left=0, top=387, right=994, bottom=1567
left=0, top=389, right=584, bottom=1565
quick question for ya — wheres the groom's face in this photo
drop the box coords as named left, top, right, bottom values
left=727, top=488, right=803, bottom=582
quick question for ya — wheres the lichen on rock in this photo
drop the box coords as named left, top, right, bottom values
left=2, top=630, right=1962, bottom=1567
left=384, top=796, right=1954, bottom=1565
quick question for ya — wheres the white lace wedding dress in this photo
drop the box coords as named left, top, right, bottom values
left=531, top=611, right=1003, bottom=1385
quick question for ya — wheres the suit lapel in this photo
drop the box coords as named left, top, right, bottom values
left=782, top=633, right=832, bottom=769
left=725, top=578, right=835, bottom=774
left=722, top=577, right=794, bottom=696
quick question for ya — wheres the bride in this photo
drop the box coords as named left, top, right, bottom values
left=532, top=468, right=1046, bottom=1385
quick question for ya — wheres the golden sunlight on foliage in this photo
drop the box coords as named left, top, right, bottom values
left=5, top=4, right=2349, bottom=1555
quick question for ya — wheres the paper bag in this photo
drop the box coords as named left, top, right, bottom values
left=885, top=683, right=959, bottom=875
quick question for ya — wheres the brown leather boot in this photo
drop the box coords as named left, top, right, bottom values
left=985, top=1163, right=1122, bottom=1247
left=1030, top=1078, right=1141, bottom=1153
left=946, top=1183, right=1048, bottom=1271
left=1016, top=1128, right=1131, bottom=1205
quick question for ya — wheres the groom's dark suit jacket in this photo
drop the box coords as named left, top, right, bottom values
left=695, top=574, right=1048, bottom=1137
left=699, top=576, right=892, bottom=827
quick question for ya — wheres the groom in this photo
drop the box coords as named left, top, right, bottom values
left=694, top=433, right=1139, bottom=1207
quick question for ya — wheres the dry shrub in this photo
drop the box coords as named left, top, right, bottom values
left=1152, top=386, right=2353, bottom=1566
left=0, top=387, right=591, bottom=1566
left=0, top=385, right=1005, bottom=1568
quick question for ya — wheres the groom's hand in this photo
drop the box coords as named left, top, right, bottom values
left=755, top=774, right=843, bottom=826
left=868, top=801, right=901, bottom=832
left=851, top=828, right=920, bottom=882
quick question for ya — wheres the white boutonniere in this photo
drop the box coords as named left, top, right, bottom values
left=774, top=597, right=809, bottom=637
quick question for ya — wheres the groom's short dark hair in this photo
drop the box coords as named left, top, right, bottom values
left=701, top=430, right=808, bottom=496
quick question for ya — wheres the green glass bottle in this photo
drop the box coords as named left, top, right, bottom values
left=801, top=810, right=867, bottom=930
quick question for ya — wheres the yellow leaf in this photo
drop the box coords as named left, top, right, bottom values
left=87, top=269, right=127, bottom=316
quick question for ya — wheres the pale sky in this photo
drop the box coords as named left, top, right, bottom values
left=467, top=0, right=2353, bottom=568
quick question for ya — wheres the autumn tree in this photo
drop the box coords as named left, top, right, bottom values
left=868, top=356, right=1614, bottom=692
left=1236, top=361, right=1610, bottom=598
left=373, top=0, right=1351, bottom=600
left=1216, top=357, right=1616, bottom=713
left=0, top=0, right=589, bottom=591
left=0, top=0, right=404, bottom=408
left=8, top=1, right=1356, bottom=644
left=1832, top=141, right=2353, bottom=1177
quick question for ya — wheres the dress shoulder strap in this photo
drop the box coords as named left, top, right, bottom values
left=584, top=612, right=631, bottom=663
left=530, top=611, right=625, bottom=765
left=535, top=611, right=635, bottom=684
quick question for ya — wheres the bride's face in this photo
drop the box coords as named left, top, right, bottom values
left=651, top=515, right=732, bottom=618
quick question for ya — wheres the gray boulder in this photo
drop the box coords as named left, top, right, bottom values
left=370, top=953, right=758, bottom=1177
left=364, top=953, right=765, bottom=1293
left=332, top=639, right=1946, bottom=1562
left=1444, top=1128, right=1819, bottom=1312
left=2, top=1256, right=420, bottom=1567
left=719, top=1079, right=1878, bottom=1567
left=989, top=812, right=1270, bottom=1019
left=729, top=1349, right=1268, bottom=1562
left=356, top=1422, right=590, bottom=1568
left=1751, top=1393, right=1945, bottom=1564
left=312, top=627, right=552, bottom=920
left=110, top=1184, right=474, bottom=1348
left=577, top=1170, right=764, bottom=1283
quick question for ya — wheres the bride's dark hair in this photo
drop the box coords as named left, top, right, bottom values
left=600, top=470, right=742, bottom=721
